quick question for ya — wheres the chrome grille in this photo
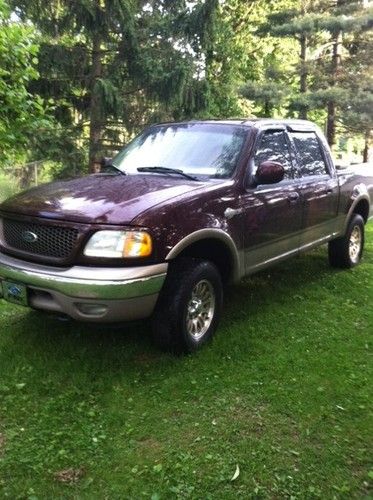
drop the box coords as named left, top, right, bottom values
left=2, top=218, right=79, bottom=259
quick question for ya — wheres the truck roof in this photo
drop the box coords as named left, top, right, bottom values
left=154, top=118, right=319, bottom=132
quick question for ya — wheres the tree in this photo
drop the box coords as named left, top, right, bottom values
left=11, top=0, right=222, bottom=172
left=225, top=0, right=299, bottom=118
left=253, top=0, right=373, bottom=154
left=0, top=0, right=52, bottom=165
left=5, top=0, right=371, bottom=170
left=255, top=1, right=315, bottom=119
left=336, top=29, right=373, bottom=161
left=305, top=0, right=373, bottom=148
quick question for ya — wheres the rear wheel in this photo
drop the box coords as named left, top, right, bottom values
left=152, top=258, right=223, bottom=353
left=328, top=214, right=365, bottom=269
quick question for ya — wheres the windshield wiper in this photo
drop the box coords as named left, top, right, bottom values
left=137, top=166, right=199, bottom=181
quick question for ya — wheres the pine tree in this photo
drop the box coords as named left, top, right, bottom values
left=256, top=0, right=372, bottom=150
left=231, top=0, right=299, bottom=117
left=11, top=0, right=220, bottom=172
left=318, top=0, right=372, bottom=148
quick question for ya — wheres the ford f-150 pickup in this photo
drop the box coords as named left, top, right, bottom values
left=0, top=119, right=372, bottom=352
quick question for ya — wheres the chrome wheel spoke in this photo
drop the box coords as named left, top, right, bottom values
left=349, top=225, right=362, bottom=263
left=186, top=279, right=216, bottom=341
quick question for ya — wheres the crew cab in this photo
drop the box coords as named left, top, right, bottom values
left=0, top=119, right=372, bottom=352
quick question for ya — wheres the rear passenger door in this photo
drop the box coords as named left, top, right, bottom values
left=289, top=131, right=340, bottom=246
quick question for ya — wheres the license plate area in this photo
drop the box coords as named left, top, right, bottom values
left=1, top=281, right=28, bottom=306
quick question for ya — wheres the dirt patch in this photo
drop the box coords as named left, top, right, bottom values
left=133, top=352, right=160, bottom=365
left=137, top=437, right=163, bottom=454
left=135, top=436, right=169, bottom=461
left=54, top=467, right=86, bottom=484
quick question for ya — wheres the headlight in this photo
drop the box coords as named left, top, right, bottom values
left=83, top=231, right=152, bottom=258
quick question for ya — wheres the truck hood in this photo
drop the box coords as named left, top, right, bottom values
left=0, top=173, right=205, bottom=225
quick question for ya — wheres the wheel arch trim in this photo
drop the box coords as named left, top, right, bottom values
left=165, top=229, right=242, bottom=283
left=344, top=190, right=371, bottom=232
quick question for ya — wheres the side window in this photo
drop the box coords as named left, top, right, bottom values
left=291, top=132, right=328, bottom=176
left=254, top=131, right=293, bottom=180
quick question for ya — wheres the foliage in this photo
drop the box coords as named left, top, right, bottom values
left=0, top=223, right=372, bottom=497
left=1, top=0, right=371, bottom=173
left=240, top=81, right=287, bottom=117
left=0, top=0, right=53, bottom=165
left=249, top=0, right=373, bottom=151
left=10, top=0, right=226, bottom=172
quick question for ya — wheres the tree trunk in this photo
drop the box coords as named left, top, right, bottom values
left=326, top=100, right=336, bottom=146
left=264, top=100, right=270, bottom=117
left=363, top=130, right=371, bottom=163
left=299, top=33, right=308, bottom=120
left=326, top=16, right=342, bottom=147
left=88, top=34, right=104, bottom=173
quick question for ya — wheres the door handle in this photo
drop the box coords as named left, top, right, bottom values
left=315, top=188, right=333, bottom=195
left=287, top=193, right=300, bottom=204
left=224, top=207, right=244, bottom=219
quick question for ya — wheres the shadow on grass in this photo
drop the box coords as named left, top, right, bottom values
left=3, top=249, right=339, bottom=363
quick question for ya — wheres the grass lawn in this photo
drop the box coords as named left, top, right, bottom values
left=0, top=224, right=372, bottom=499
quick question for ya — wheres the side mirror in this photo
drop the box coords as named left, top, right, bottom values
left=335, top=163, right=349, bottom=171
left=255, top=161, right=285, bottom=185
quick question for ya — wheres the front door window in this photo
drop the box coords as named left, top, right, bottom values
left=254, top=130, right=293, bottom=180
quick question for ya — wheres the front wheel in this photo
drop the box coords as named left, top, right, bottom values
left=151, top=258, right=223, bottom=353
left=328, top=214, right=365, bottom=269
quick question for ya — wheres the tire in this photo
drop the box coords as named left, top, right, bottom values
left=328, top=214, right=365, bottom=269
left=151, top=258, right=223, bottom=353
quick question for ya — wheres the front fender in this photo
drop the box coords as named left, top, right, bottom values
left=165, top=228, right=242, bottom=283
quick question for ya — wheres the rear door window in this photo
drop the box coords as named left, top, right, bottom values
left=290, top=132, right=329, bottom=176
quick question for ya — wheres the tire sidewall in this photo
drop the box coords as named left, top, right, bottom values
left=177, top=262, right=223, bottom=351
left=346, top=215, right=365, bottom=267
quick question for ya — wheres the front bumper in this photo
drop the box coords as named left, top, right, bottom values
left=0, top=252, right=167, bottom=322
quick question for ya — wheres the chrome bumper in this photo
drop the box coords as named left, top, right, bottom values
left=0, top=252, right=167, bottom=322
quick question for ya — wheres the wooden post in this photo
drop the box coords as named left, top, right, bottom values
left=34, top=162, right=38, bottom=186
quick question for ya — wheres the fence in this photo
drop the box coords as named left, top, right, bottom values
left=3, top=161, right=46, bottom=191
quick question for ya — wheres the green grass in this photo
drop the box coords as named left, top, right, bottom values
left=0, top=224, right=372, bottom=499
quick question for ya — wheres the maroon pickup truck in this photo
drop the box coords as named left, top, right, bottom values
left=0, top=119, right=372, bottom=352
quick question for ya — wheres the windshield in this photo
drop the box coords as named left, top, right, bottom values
left=112, top=123, right=247, bottom=178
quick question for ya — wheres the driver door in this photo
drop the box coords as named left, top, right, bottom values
left=240, top=128, right=303, bottom=274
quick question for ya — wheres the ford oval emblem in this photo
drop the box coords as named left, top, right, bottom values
left=22, top=230, right=38, bottom=243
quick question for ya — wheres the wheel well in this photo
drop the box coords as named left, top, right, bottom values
left=353, top=199, right=369, bottom=223
left=170, top=238, right=235, bottom=284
